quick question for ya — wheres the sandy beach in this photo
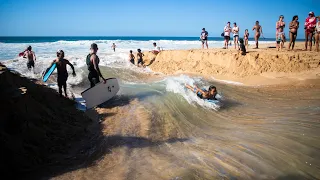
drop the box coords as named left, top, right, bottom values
left=142, top=42, right=320, bottom=86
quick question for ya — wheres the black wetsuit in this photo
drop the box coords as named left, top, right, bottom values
left=86, top=54, right=100, bottom=88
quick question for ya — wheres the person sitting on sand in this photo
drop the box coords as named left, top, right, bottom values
left=128, top=50, right=135, bottom=65
left=244, top=29, right=249, bottom=49
left=276, top=26, right=285, bottom=51
left=304, top=11, right=316, bottom=51
left=288, top=15, right=299, bottom=50
left=150, top=42, right=161, bottom=55
left=137, top=49, right=145, bottom=67
left=22, top=45, right=36, bottom=71
left=223, top=22, right=232, bottom=49
left=50, top=50, right=76, bottom=97
left=315, top=16, right=320, bottom=52
left=185, top=84, right=218, bottom=100
left=111, top=43, right=117, bottom=52
left=239, top=38, right=246, bottom=55
left=200, top=28, right=209, bottom=49
left=252, top=21, right=263, bottom=49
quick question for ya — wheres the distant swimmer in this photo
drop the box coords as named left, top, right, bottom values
left=21, top=45, right=36, bottom=71
left=244, top=29, right=249, bottom=49
left=185, top=84, right=217, bottom=100
left=252, top=21, right=263, bottom=49
left=86, top=43, right=106, bottom=88
left=50, top=50, right=76, bottom=97
left=111, top=43, right=117, bottom=52
left=128, top=50, right=135, bottom=65
left=150, top=42, right=160, bottom=55
left=200, top=28, right=209, bottom=49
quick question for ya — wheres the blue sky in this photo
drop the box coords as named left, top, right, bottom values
left=0, top=0, right=319, bottom=38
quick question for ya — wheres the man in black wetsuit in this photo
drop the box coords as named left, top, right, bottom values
left=86, top=43, right=106, bottom=88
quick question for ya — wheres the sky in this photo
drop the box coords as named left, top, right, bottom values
left=0, top=0, right=319, bottom=38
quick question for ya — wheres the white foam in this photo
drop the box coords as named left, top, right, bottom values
left=165, top=75, right=222, bottom=110
left=211, top=77, right=244, bottom=85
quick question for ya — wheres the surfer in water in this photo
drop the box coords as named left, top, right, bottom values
left=185, top=84, right=218, bottom=100
left=86, top=43, right=106, bottom=88
left=50, top=50, right=76, bottom=97
left=21, top=46, right=36, bottom=71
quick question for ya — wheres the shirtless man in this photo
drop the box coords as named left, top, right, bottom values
left=23, top=46, right=36, bottom=71
left=128, top=50, right=135, bottom=65
left=252, top=21, right=263, bottom=49
left=137, top=49, right=145, bottom=67
left=50, top=50, right=76, bottom=97
left=111, top=43, right=117, bottom=52
left=185, top=84, right=218, bottom=100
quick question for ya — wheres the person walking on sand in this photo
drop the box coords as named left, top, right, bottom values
left=111, top=43, right=117, bottom=52
left=252, top=21, right=263, bottom=49
left=244, top=29, right=249, bottom=49
left=50, top=50, right=76, bottom=97
left=22, top=46, right=36, bottom=71
left=315, top=16, right=320, bottom=52
left=288, top=15, right=299, bottom=50
left=276, top=15, right=286, bottom=47
left=223, top=22, right=232, bottom=49
left=232, top=22, right=240, bottom=49
left=304, top=11, right=316, bottom=51
left=200, top=28, right=209, bottom=49
left=86, top=43, right=106, bottom=88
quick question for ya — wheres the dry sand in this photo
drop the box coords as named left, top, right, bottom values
left=142, top=42, right=320, bottom=86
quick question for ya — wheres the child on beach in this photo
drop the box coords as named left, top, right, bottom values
left=244, top=29, right=249, bottom=49
left=239, top=38, right=246, bottom=55
left=111, top=43, right=117, bottom=52
left=128, top=50, right=135, bottom=65
left=276, top=26, right=285, bottom=51
left=137, top=49, right=145, bottom=67
left=51, top=50, right=76, bottom=97
left=185, top=84, right=218, bottom=100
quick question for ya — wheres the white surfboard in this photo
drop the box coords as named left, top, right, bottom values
left=81, top=78, right=120, bottom=109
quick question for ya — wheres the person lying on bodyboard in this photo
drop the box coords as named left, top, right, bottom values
left=185, top=84, right=218, bottom=100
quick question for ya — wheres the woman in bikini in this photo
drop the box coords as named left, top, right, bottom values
left=244, top=29, right=249, bottom=50
left=304, top=12, right=317, bottom=51
left=276, top=15, right=286, bottom=47
left=315, top=16, right=320, bottom=52
left=288, top=15, right=299, bottom=50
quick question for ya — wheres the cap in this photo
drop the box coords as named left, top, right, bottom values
left=309, top=11, right=314, bottom=15
left=202, top=28, right=205, bottom=30
left=91, top=43, right=98, bottom=49
left=57, top=49, right=64, bottom=54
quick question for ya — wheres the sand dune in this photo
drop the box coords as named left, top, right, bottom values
left=143, top=42, right=320, bottom=85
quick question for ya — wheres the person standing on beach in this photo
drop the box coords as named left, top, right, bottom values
left=22, top=46, right=36, bottom=71
left=50, top=50, right=76, bottom=97
left=232, top=22, right=240, bottom=49
left=86, top=43, right=106, bottom=88
left=276, top=15, right=286, bottom=47
left=223, top=22, right=232, bottom=49
left=276, top=26, right=285, bottom=51
left=288, top=15, right=299, bottom=50
left=252, top=21, right=263, bottom=49
left=315, top=16, right=320, bottom=52
left=200, top=28, right=209, bottom=49
left=244, top=29, right=249, bottom=49
left=137, top=49, right=145, bottom=67
left=304, top=11, right=316, bottom=51
left=111, top=43, right=117, bottom=52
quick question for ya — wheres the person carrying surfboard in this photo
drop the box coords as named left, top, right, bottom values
left=50, top=50, right=76, bottom=97
left=20, top=45, right=36, bottom=71
left=86, top=43, right=106, bottom=88
left=185, top=84, right=218, bottom=100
